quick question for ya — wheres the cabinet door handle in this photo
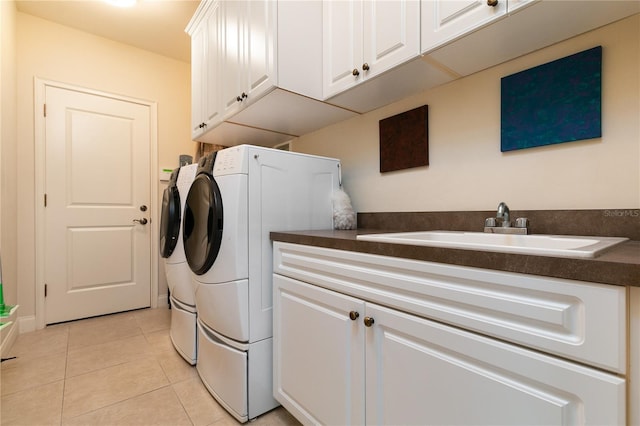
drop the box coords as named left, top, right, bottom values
left=352, top=68, right=360, bottom=77
left=349, top=311, right=360, bottom=321
left=364, top=316, right=375, bottom=327
left=487, top=0, right=498, bottom=6
left=362, top=63, right=370, bottom=71
left=236, top=92, right=248, bottom=102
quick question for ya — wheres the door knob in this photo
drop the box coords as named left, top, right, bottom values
left=133, top=218, right=148, bottom=225
left=364, top=316, right=375, bottom=327
left=352, top=68, right=360, bottom=77
left=349, top=311, right=360, bottom=321
left=362, top=63, right=370, bottom=71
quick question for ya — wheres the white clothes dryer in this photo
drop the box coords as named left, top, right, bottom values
left=183, top=145, right=340, bottom=422
left=159, top=163, right=198, bottom=364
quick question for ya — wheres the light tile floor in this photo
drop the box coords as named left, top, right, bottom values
left=0, top=307, right=300, bottom=426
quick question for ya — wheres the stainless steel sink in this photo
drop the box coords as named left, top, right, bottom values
left=356, top=231, right=628, bottom=258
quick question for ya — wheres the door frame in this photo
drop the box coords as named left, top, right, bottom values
left=34, top=78, right=159, bottom=329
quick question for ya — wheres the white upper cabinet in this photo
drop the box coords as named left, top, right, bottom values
left=188, top=0, right=639, bottom=143
left=508, top=0, right=534, bottom=13
left=190, top=1, right=222, bottom=140
left=425, top=0, right=639, bottom=76
left=325, top=0, right=638, bottom=113
left=323, top=0, right=421, bottom=99
left=323, top=0, right=363, bottom=98
left=421, top=0, right=508, bottom=53
left=187, top=0, right=358, bottom=146
left=221, top=0, right=276, bottom=120
left=190, top=17, right=207, bottom=139
left=220, top=0, right=244, bottom=119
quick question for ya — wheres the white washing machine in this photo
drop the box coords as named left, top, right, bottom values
left=183, top=145, right=340, bottom=422
left=159, top=163, right=198, bottom=364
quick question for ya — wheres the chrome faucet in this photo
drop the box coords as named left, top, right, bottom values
left=484, top=202, right=529, bottom=234
left=496, top=202, right=511, bottom=227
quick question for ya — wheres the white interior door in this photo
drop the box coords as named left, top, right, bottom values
left=44, top=85, right=151, bottom=324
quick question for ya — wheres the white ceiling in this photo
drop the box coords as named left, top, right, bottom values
left=16, top=0, right=200, bottom=63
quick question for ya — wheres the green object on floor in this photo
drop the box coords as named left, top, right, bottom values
left=0, top=304, right=15, bottom=317
left=0, top=253, right=7, bottom=315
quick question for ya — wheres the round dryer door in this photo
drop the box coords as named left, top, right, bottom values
left=183, top=173, right=224, bottom=275
left=159, top=184, right=180, bottom=258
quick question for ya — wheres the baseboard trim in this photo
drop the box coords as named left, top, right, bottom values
left=18, top=315, right=36, bottom=334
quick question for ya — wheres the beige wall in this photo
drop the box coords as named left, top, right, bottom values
left=294, top=15, right=640, bottom=213
left=16, top=12, right=192, bottom=322
left=7, top=10, right=639, bottom=328
left=1, top=0, right=18, bottom=308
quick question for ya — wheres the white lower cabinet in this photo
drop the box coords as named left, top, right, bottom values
left=273, top=274, right=365, bottom=425
left=273, top=242, right=627, bottom=425
left=365, top=302, right=624, bottom=425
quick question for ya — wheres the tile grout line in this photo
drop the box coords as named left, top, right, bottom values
left=59, top=324, right=70, bottom=426
left=137, top=311, right=198, bottom=425
left=168, top=382, right=197, bottom=426
left=1, top=308, right=213, bottom=425
left=61, top=384, right=179, bottom=425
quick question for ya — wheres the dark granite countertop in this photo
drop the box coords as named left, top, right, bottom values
left=270, top=229, right=640, bottom=287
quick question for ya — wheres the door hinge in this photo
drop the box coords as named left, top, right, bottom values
left=43, top=103, right=47, bottom=117
left=44, top=193, right=47, bottom=207
left=45, top=284, right=48, bottom=298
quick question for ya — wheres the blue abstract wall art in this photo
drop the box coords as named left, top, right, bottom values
left=500, top=46, right=602, bottom=152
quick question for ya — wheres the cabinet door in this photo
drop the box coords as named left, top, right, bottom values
left=362, top=0, right=420, bottom=79
left=508, top=0, right=536, bottom=13
left=365, top=303, right=625, bottom=425
left=273, top=275, right=366, bottom=426
left=323, top=0, right=364, bottom=98
left=244, top=0, right=277, bottom=103
left=221, top=0, right=245, bottom=118
left=190, top=20, right=207, bottom=139
left=421, top=0, right=507, bottom=53
left=203, top=1, right=222, bottom=130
